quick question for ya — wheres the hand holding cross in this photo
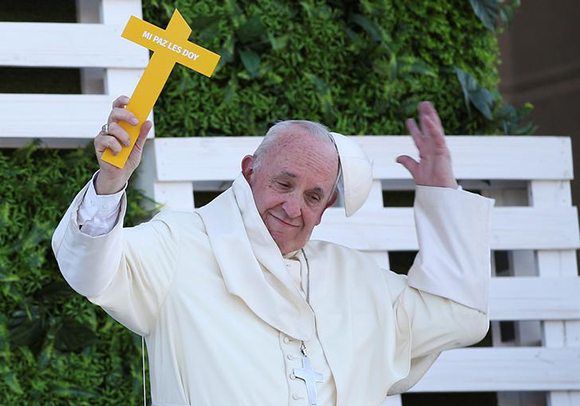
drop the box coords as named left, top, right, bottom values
left=94, top=9, right=220, bottom=194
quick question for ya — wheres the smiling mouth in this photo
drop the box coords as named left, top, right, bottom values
left=269, top=213, right=300, bottom=228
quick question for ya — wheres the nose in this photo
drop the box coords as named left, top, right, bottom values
left=282, top=193, right=301, bottom=219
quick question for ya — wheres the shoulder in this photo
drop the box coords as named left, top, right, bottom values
left=306, top=239, right=371, bottom=262
left=126, top=210, right=207, bottom=240
left=150, top=210, right=206, bottom=230
left=305, top=240, right=382, bottom=278
left=305, top=239, right=408, bottom=300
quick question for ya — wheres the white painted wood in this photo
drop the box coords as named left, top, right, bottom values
left=76, top=0, right=100, bottom=24
left=104, top=68, right=144, bottom=99
left=151, top=137, right=573, bottom=182
left=411, top=347, right=580, bottom=392
left=358, top=180, right=390, bottom=268
left=153, top=182, right=194, bottom=212
left=530, top=180, right=580, bottom=406
left=311, top=206, right=579, bottom=251
left=101, top=0, right=143, bottom=24
left=0, top=23, right=148, bottom=68
left=0, top=92, right=153, bottom=145
left=489, top=277, right=580, bottom=321
left=0, top=94, right=111, bottom=139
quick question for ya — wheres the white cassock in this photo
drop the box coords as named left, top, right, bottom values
left=52, top=169, right=495, bottom=406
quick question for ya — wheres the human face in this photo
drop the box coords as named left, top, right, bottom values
left=242, top=129, right=339, bottom=254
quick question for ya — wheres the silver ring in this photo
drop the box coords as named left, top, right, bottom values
left=101, top=123, right=109, bottom=134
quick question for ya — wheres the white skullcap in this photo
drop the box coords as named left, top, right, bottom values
left=330, top=132, right=373, bottom=217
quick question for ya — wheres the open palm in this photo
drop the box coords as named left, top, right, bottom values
left=396, top=101, right=459, bottom=189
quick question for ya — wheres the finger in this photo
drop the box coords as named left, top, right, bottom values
left=133, top=120, right=152, bottom=154
left=112, top=95, right=130, bottom=109
left=109, top=108, right=138, bottom=126
left=425, top=101, right=442, bottom=129
left=108, top=122, right=132, bottom=147
left=406, top=118, right=424, bottom=148
left=423, top=116, right=447, bottom=148
left=396, top=155, right=419, bottom=178
left=96, top=134, right=123, bottom=155
left=419, top=105, right=432, bottom=137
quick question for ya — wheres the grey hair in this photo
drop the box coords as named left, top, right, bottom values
left=253, top=120, right=343, bottom=200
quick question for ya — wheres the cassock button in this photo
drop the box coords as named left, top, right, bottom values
left=292, top=393, right=301, bottom=400
left=289, top=372, right=296, bottom=380
left=284, top=336, right=291, bottom=344
left=287, top=354, right=294, bottom=360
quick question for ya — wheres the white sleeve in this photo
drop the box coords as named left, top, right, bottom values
left=384, top=184, right=495, bottom=395
left=52, top=177, right=180, bottom=337
left=406, top=184, right=495, bottom=313
left=77, top=171, right=126, bottom=237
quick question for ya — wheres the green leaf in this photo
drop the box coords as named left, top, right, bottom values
left=238, top=48, right=261, bottom=78
left=9, top=317, right=44, bottom=348
left=0, top=271, right=19, bottom=282
left=237, top=16, right=266, bottom=45
left=469, top=0, right=499, bottom=31
left=2, top=372, right=23, bottom=395
left=54, top=318, right=99, bottom=352
left=268, top=32, right=288, bottom=51
left=351, top=14, right=382, bottom=43
left=190, top=15, right=222, bottom=41
left=455, top=68, right=494, bottom=120
left=470, top=87, right=494, bottom=120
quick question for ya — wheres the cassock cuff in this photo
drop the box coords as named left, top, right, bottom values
left=406, top=185, right=495, bottom=313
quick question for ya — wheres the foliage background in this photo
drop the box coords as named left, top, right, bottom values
left=0, top=0, right=524, bottom=404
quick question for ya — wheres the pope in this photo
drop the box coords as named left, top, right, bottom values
left=52, top=96, right=495, bottom=406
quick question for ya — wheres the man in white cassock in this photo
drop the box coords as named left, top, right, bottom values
left=52, top=95, right=495, bottom=406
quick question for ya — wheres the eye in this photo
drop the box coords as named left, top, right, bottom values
left=277, top=181, right=290, bottom=189
left=308, top=194, right=321, bottom=203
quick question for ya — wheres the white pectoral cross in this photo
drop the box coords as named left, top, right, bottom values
left=293, top=355, right=324, bottom=406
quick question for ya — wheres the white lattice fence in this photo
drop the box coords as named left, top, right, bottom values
left=137, top=136, right=580, bottom=406
left=2, top=1, right=579, bottom=405
left=0, top=0, right=148, bottom=147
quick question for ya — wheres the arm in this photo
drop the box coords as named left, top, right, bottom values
left=52, top=95, right=172, bottom=337
left=385, top=102, right=495, bottom=394
left=383, top=184, right=495, bottom=395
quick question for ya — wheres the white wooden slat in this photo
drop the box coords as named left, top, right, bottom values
left=410, top=347, right=580, bottom=392
left=101, top=0, right=143, bottom=24
left=151, top=136, right=572, bottom=182
left=0, top=94, right=110, bottom=139
left=0, top=23, right=147, bottom=68
left=490, top=277, right=580, bottom=321
left=530, top=180, right=580, bottom=406
left=153, top=182, right=194, bottom=212
left=0, top=93, right=154, bottom=145
left=310, top=206, right=579, bottom=251
left=104, top=68, right=145, bottom=99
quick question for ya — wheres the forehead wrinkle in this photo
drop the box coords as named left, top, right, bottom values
left=263, top=130, right=339, bottom=194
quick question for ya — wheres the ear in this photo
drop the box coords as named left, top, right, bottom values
left=315, top=191, right=339, bottom=226
left=241, top=155, right=255, bottom=183
left=326, top=191, right=339, bottom=208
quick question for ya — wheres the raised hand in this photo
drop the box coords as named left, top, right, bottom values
left=396, top=101, right=459, bottom=189
left=94, top=95, right=153, bottom=194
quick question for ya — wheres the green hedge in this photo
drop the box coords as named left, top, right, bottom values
left=1, top=0, right=519, bottom=404
left=0, top=144, right=154, bottom=404
left=144, top=0, right=526, bottom=137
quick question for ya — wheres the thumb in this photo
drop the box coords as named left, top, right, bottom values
left=396, top=155, right=418, bottom=177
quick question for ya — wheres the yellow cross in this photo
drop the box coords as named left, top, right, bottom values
left=102, top=9, right=220, bottom=168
